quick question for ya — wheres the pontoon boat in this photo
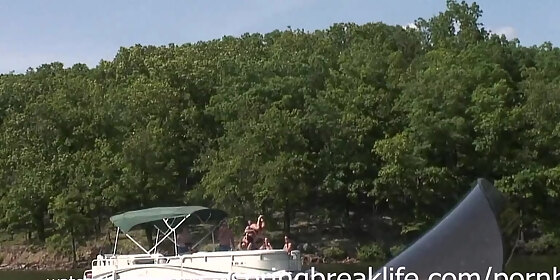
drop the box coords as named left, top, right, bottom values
left=83, top=206, right=302, bottom=280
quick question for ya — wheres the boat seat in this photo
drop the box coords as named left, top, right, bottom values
left=132, top=258, right=155, bottom=264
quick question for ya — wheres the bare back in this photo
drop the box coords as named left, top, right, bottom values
left=218, top=226, right=234, bottom=246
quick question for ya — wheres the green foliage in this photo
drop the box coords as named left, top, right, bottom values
left=200, top=243, right=217, bottom=252
left=322, top=246, right=346, bottom=260
left=46, top=233, right=73, bottom=254
left=523, top=233, right=560, bottom=255
left=390, top=244, right=407, bottom=257
left=225, top=216, right=246, bottom=235
left=357, top=243, right=387, bottom=262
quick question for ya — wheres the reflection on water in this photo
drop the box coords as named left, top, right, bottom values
left=0, top=255, right=558, bottom=280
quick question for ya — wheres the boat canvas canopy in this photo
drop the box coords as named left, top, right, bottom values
left=110, top=206, right=227, bottom=233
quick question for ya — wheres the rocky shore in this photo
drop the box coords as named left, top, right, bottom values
left=0, top=262, right=85, bottom=271
left=0, top=245, right=92, bottom=271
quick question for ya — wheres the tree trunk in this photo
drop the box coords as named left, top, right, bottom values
left=71, top=229, right=77, bottom=265
left=96, top=210, right=102, bottom=235
left=107, top=228, right=113, bottom=250
left=261, top=200, right=271, bottom=230
left=344, top=198, right=351, bottom=228
left=144, top=226, right=153, bottom=248
left=283, top=198, right=290, bottom=235
left=32, top=205, right=47, bottom=242
left=35, top=217, right=46, bottom=242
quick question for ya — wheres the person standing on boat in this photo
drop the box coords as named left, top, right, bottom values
left=217, top=221, right=234, bottom=251
left=255, top=215, right=265, bottom=237
left=245, top=215, right=265, bottom=234
left=283, top=235, right=294, bottom=253
left=245, top=215, right=266, bottom=242
left=244, top=220, right=256, bottom=238
left=176, top=227, right=192, bottom=254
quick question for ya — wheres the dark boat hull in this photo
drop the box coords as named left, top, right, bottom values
left=381, top=178, right=505, bottom=278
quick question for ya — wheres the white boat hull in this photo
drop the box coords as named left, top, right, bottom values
left=85, top=250, right=302, bottom=280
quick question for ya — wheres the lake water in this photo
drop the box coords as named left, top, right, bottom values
left=1, top=255, right=558, bottom=280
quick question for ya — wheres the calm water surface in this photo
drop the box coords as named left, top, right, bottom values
left=313, top=255, right=560, bottom=274
left=1, top=255, right=558, bottom=280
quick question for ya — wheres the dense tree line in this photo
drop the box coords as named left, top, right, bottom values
left=0, top=0, right=559, bottom=251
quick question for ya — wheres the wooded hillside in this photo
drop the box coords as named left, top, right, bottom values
left=1, top=1, right=558, bottom=252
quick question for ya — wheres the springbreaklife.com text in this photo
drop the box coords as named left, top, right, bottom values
left=46, top=266, right=560, bottom=280
left=230, top=267, right=560, bottom=280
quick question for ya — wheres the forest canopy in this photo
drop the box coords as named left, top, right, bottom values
left=0, top=0, right=559, bottom=249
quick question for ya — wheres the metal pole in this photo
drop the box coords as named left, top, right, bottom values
left=113, top=227, right=119, bottom=255
left=148, top=216, right=188, bottom=254
left=174, top=226, right=178, bottom=256
left=154, top=225, right=176, bottom=244
left=125, top=233, right=150, bottom=254
left=155, top=226, right=160, bottom=253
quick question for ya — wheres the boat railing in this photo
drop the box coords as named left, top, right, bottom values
left=92, top=257, right=116, bottom=267
left=92, top=253, right=173, bottom=267
left=91, top=250, right=302, bottom=273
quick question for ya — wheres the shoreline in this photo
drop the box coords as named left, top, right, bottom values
left=0, top=261, right=87, bottom=271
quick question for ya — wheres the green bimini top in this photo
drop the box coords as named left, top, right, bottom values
left=109, top=206, right=227, bottom=233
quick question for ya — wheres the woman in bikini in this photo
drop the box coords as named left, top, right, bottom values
left=283, top=235, right=293, bottom=253
left=259, top=237, right=272, bottom=250
left=238, top=234, right=256, bottom=250
left=247, top=215, right=266, bottom=246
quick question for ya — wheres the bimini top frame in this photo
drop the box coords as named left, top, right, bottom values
left=109, top=206, right=228, bottom=256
